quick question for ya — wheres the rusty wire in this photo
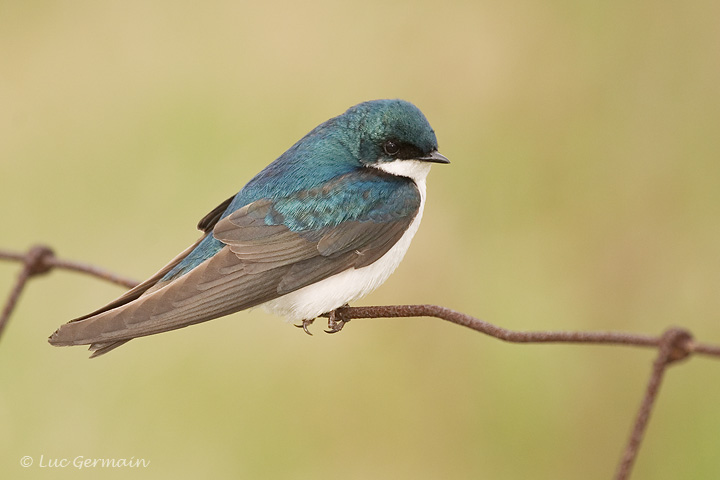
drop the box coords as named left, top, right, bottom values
left=324, top=304, right=720, bottom=359
left=2, top=244, right=719, bottom=479
left=0, top=245, right=139, bottom=340
left=613, top=328, right=693, bottom=480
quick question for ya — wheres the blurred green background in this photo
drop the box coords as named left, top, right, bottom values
left=2, top=1, right=719, bottom=479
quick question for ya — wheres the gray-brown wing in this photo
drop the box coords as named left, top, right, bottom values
left=53, top=199, right=233, bottom=356
left=67, top=236, right=207, bottom=323
left=49, top=247, right=287, bottom=348
left=67, top=194, right=237, bottom=324
left=49, top=198, right=417, bottom=352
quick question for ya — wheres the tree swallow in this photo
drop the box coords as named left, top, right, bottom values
left=49, top=99, right=449, bottom=357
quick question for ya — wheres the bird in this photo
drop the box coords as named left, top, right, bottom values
left=49, top=99, right=449, bottom=357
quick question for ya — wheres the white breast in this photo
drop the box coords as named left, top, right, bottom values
left=261, top=160, right=432, bottom=322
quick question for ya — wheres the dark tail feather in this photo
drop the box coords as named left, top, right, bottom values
left=88, top=340, right=132, bottom=358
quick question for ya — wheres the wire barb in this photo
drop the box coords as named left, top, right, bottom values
left=0, top=245, right=139, bottom=342
left=614, top=328, right=693, bottom=480
left=0, top=245, right=56, bottom=340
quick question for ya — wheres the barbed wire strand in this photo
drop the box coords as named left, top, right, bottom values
left=323, top=305, right=719, bottom=359
left=0, top=246, right=139, bottom=339
left=0, top=246, right=54, bottom=340
left=614, top=328, right=692, bottom=480
left=2, top=244, right=719, bottom=479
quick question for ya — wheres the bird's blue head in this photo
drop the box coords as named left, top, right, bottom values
left=339, top=99, right=448, bottom=167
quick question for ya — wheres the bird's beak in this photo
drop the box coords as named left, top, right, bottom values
left=418, top=151, right=450, bottom=164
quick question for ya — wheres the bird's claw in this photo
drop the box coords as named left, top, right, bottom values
left=324, top=308, right=349, bottom=334
left=294, top=318, right=315, bottom=336
left=295, top=306, right=350, bottom=335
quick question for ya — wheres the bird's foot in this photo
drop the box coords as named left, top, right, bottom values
left=325, top=305, right=350, bottom=334
left=294, top=318, right=315, bottom=336
left=295, top=305, right=351, bottom=335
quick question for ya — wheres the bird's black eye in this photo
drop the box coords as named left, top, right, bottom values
left=383, top=140, right=400, bottom=156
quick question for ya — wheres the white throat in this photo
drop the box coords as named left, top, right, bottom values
left=373, top=158, right=433, bottom=184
